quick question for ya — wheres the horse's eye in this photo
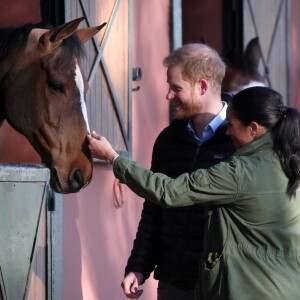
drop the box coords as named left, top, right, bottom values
left=48, top=81, right=65, bottom=94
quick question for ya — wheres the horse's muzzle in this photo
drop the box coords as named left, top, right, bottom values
left=50, top=167, right=89, bottom=194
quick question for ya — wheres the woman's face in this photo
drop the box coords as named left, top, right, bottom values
left=226, top=105, right=255, bottom=150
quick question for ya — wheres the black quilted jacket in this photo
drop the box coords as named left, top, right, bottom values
left=125, top=116, right=235, bottom=288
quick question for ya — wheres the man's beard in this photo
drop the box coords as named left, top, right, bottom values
left=172, top=97, right=202, bottom=120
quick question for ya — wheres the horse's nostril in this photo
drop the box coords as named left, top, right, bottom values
left=50, top=167, right=62, bottom=193
left=50, top=167, right=84, bottom=193
left=72, top=169, right=84, bottom=187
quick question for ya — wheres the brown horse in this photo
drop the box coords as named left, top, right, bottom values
left=0, top=18, right=106, bottom=193
left=222, top=37, right=266, bottom=93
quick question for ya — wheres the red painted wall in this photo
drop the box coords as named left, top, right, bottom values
left=0, top=0, right=40, bottom=26
left=182, top=0, right=222, bottom=52
left=0, top=0, right=41, bottom=164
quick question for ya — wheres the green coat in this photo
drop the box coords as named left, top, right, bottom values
left=113, top=132, right=300, bottom=300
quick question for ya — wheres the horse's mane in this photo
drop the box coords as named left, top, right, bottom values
left=0, top=23, right=85, bottom=65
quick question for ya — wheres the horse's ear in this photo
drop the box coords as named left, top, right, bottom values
left=76, top=22, right=107, bottom=43
left=39, top=17, right=85, bottom=52
left=244, top=37, right=265, bottom=82
left=244, top=37, right=262, bottom=70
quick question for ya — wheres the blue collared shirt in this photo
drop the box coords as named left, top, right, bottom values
left=187, top=102, right=228, bottom=145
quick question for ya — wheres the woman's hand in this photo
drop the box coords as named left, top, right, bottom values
left=87, top=131, right=119, bottom=164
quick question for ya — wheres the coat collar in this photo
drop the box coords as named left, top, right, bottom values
left=234, top=132, right=273, bottom=157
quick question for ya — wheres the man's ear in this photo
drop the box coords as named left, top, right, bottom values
left=199, top=78, right=208, bottom=95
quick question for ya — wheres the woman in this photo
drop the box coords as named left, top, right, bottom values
left=87, top=87, right=300, bottom=300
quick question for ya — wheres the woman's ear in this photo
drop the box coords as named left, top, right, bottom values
left=249, top=121, right=267, bottom=138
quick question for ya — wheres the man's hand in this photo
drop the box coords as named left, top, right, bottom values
left=121, top=272, right=144, bottom=299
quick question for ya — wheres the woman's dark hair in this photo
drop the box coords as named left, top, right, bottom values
left=230, top=86, right=300, bottom=198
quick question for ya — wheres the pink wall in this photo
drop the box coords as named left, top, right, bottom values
left=62, top=1, right=170, bottom=299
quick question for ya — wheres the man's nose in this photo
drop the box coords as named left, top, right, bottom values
left=166, top=89, right=174, bottom=101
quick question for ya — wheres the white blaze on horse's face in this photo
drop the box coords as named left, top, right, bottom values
left=74, top=63, right=90, bottom=133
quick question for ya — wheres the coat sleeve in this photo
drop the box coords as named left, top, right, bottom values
left=114, top=156, right=239, bottom=207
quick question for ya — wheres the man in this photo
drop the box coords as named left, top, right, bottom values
left=121, top=43, right=235, bottom=300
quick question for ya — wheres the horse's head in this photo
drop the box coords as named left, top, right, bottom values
left=222, top=37, right=266, bottom=93
left=0, top=18, right=106, bottom=193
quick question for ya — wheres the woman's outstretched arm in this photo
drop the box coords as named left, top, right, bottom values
left=87, top=131, right=237, bottom=207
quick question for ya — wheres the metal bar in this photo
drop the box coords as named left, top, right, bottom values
left=171, top=0, right=182, bottom=51
left=266, top=0, right=285, bottom=63
left=85, top=0, right=120, bottom=89
left=246, top=0, right=271, bottom=86
left=47, top=192, right=63, bottom=300
left=100, top=59, right=129, bottom=149
left=0, top=265, right=7, bottom=300
left=23, top=185, right=47, bottom=300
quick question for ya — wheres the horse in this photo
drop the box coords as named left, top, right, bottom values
left=222, top=37, right=266, bottom=94
left=0, top=17, right=106, bottom=194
